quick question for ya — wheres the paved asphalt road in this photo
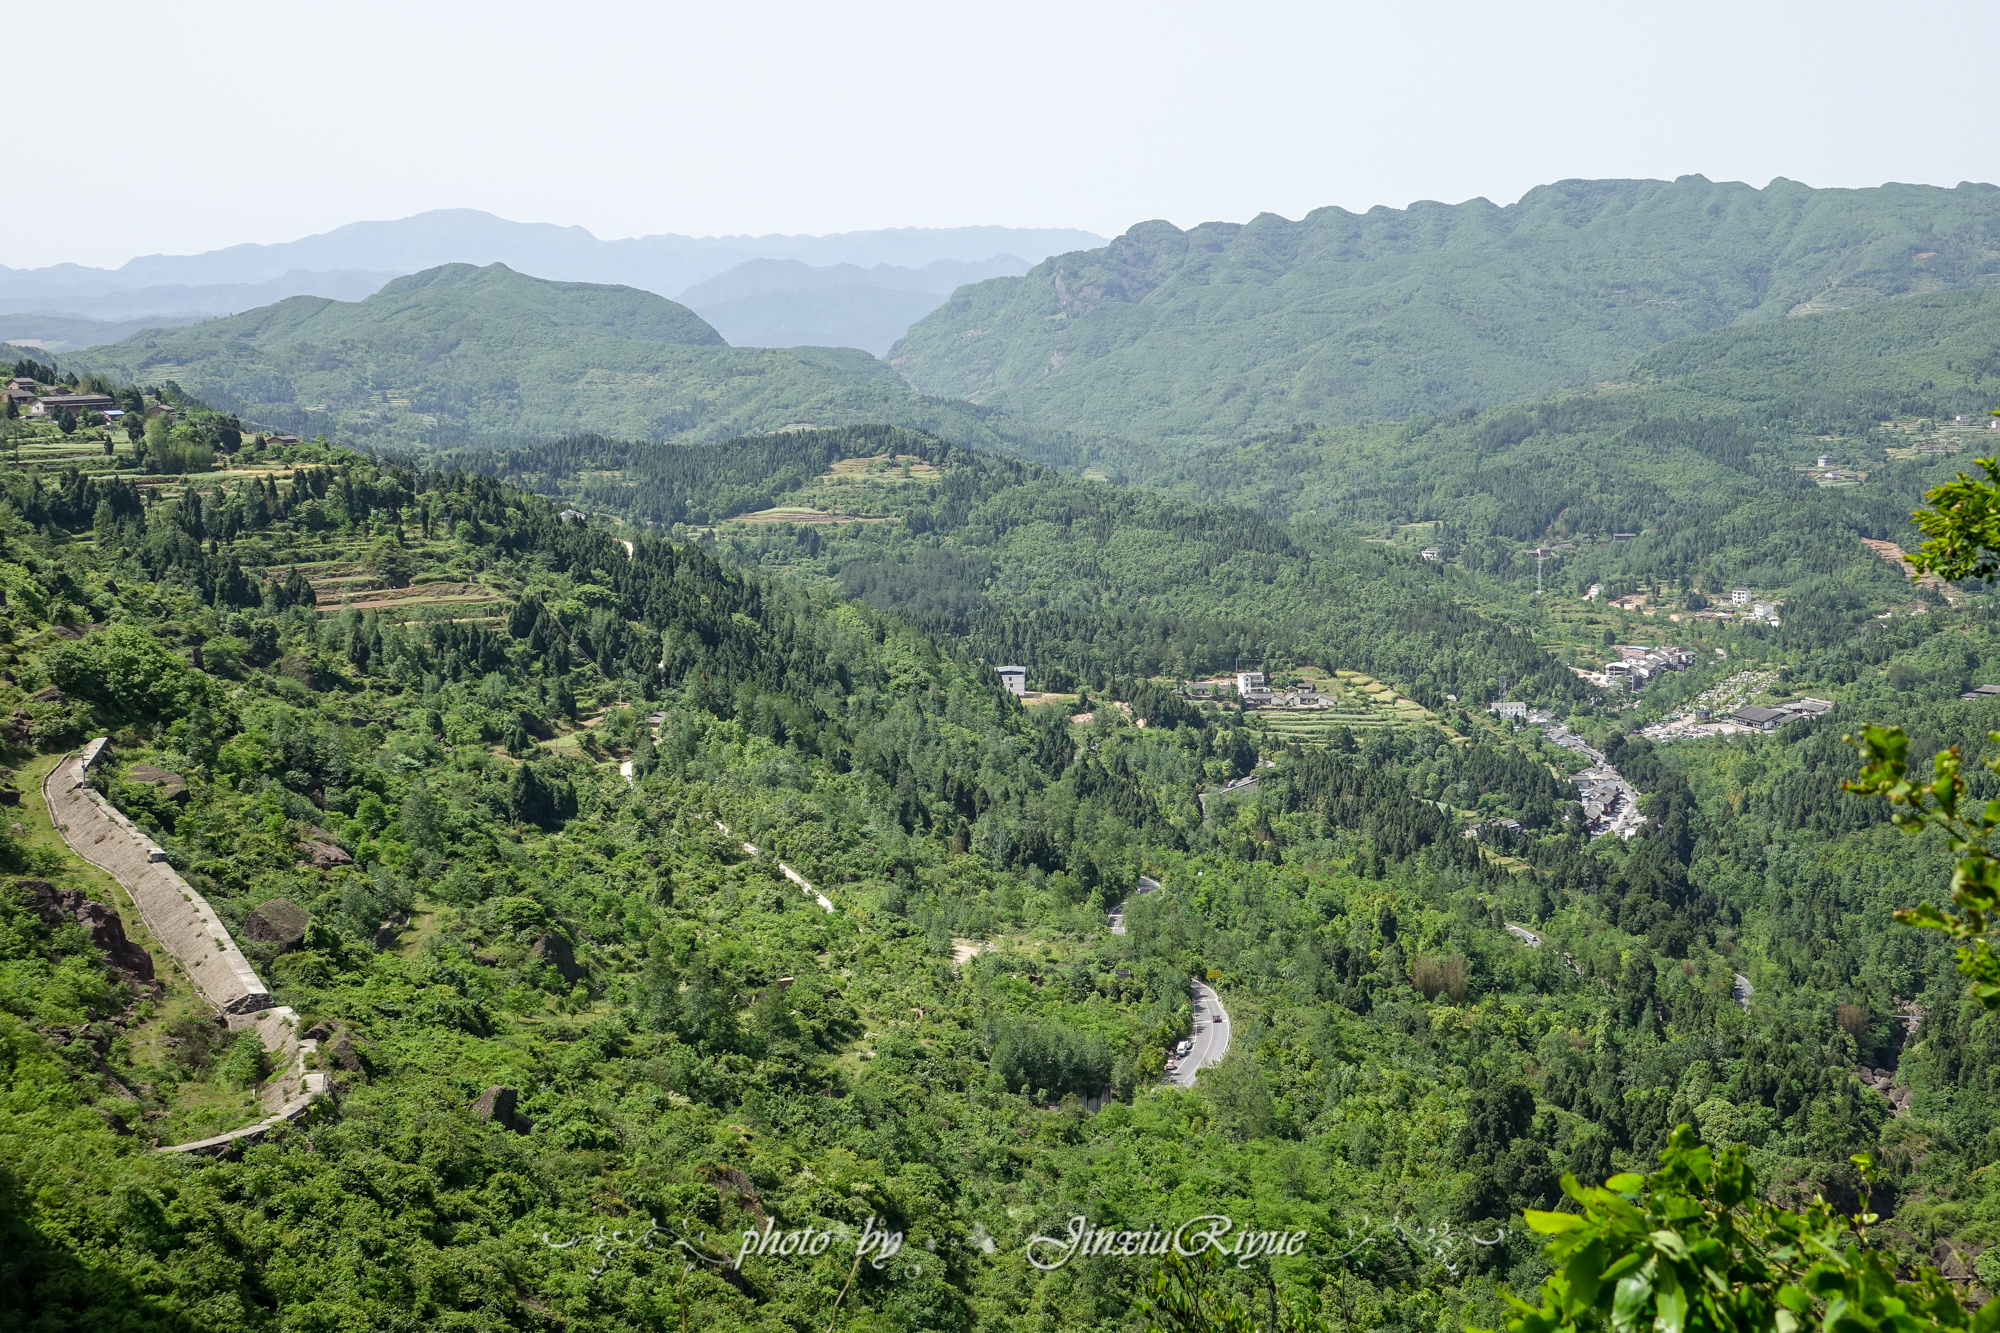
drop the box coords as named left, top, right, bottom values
left=1170, top=980, right=1231, bottom=1088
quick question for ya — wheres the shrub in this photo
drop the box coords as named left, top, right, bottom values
left=41, top=623, right=216, bottom=724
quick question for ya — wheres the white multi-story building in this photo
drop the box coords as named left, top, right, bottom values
left=1731, top=589, right=1752, bottom=606
left=997, top=665, right=1026, bottom=696
left=1235, top=671, right=1271, bottom=701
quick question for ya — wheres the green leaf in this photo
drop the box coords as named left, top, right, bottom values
left=1611, top=1268, right=1654, bottom=1331
left=1525, top=1210, right=1585, bottom=1235
left=1605, top=1173, right=1644, bottom=1195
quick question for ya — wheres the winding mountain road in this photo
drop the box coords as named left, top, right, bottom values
left=1170, top=980, right=1231, bottom=1088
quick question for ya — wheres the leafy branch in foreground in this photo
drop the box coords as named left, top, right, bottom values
left=1908, top=450, right=2000, bottom=584
left=1488, top=1128, right=1981, bottom=1333
left=1844, top=724, right=2000, bottom=1009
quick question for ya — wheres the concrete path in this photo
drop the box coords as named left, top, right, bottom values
left=717, top=820, right=833, bottom=912
left=1108, top=874, right=1160, bottom=935
left=44, top=741, right=328, bottom=1153
left=1733, top=973, right=1753, bottom=1008
left=1170, top=980, right=1231, bottom=1088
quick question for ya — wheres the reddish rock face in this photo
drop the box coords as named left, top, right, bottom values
left=18, top=878, right=154, bottom=980
left=298, top=839, right=353, bottom=869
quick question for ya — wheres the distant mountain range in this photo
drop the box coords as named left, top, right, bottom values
left=889, top=176, right=2000, bottom=462
left=678, top=255, right=1034, bottom=354
left=0, top=211, right=1105, bottom=354
left=49, top=177, right=2000, bottom=475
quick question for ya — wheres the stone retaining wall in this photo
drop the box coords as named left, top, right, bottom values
left=43, top=743, right=328, bottom=1152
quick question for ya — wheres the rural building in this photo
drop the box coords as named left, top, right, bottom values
left=1731, top=589, right=1752, bottom=606
left=1731, top=698, right=1833, bottom=731
left=1962, top=684, right=2000, bottom=701
left=29, top=392, right=113, bottom=416
left=997, top=665, right=1026, bottom=696
left=1235, top=671, right=1271, bottom=701
left=1419, top=546, right=1441, bottom=562
left=1491, top=701, right=1529, bottom=720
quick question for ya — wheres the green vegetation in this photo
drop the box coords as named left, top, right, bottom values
left=890, top=178, right=2000, bottom=463
left=1143, top=288, right=2000, bottom=678
left=25, top=184, right=2000, bottom=1330
left=462, top=425, right=1582, bottom=714
left=70, top=263, right=1090, bottom=460
left=8, top=423, right=1986, bottom=1330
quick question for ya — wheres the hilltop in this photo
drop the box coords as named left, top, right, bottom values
left=69, top=263, right=1076, bottom=456
left=889, top=176, right=2000, bottom=463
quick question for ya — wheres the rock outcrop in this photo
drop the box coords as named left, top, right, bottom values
left=298, top=839, right=353, bottom=869
left=19, top=878, right=154, bottom=980
left=241, top=898, right=310, bottom=951
left=472, top=1085, right=533, bottom=1134
left=531, top=931, right=582, bottom=984
left=124, top=763, right=190, bottom=804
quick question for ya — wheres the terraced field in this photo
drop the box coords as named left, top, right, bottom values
left=1253, top=669, right=1452, bottom=746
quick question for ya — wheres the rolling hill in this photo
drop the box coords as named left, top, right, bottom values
left=68, top=262, right=1073, bottom=454
left=0, top=209, right=1104, bottom=327
left=888, top=175, right=2000, bottom=463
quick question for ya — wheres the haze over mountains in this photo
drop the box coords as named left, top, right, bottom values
left=63, top=176, right=2000, bottom=479
left=0, top=210, right=1104, bottom=353
left=677, top=255, right=1034, bottom=354
left=890, top=176, right=2000, bottom=459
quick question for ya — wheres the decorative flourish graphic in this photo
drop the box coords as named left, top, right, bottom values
left=1327, top=1214, right=1507, bottom=1277
left=540, top=1220, right=665, bottom=1280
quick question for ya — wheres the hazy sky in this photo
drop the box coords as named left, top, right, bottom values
left=13, top=0, right=2000, bottom=269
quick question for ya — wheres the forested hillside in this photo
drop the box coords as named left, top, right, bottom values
left=68, top=264, right=1092, bottom=462
left=889, top=177, right=2000, bottom=461
left=0, top=425, right=1991, bottom=1330
left=458, top=425, right=1580, bottom=709
left=16, top=200, right=2000, bottom=1330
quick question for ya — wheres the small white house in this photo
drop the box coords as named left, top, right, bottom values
left=997, top=665, right=1026, bottom=697
left=1731, top=589, right=1752, bottom=606
left=1816, top=454, right=1834, bottom=467
left=1491, top=701, right=1529, bottom=720
left=1235, top=671, right=1269, bottom=699
left=1419, top=546, right=1441, bottom=562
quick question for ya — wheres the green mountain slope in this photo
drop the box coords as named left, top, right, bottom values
left=2, top=412, right=1999, bottom=1330
left=460, top=425, right=1582, bottom=708
left=889, top=176, right=2000, bottom=461
left=69, top=263, right=1080, bottom=458
left=7, top=363, right=2000, bottom=1327
left=1153, top=287, right=2000, bottom=621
